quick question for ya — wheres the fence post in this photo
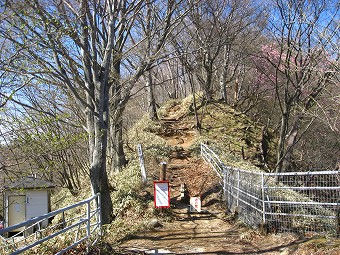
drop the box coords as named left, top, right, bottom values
left=223, top=167, right=227, bottom=201
left=85, top=199, right=91, bottom=254
left=261, top=173, right=266, bottom=226
left=337, top=201, right=340, bottom=238
left=87, top=200, right=91, bottom=238
left=62, top=211, right=66, bottom=228
left=236, top=169, right=240, bottom=208
left=97, top=193, right=102, bottom=236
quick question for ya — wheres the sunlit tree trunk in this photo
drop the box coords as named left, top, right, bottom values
left=146, top=71, right=158, bottom=120
left=86, top=78, right=113, bottom=223
left=108, top=61, right=127, bottom=172
left=145, top=0, right=158, bottom=120
left=276, top=111, right=289, bottom=174
left=219, top=44, right=231, bottom=103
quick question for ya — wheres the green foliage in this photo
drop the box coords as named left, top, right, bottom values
left=104, top=160, right=156, bottom=243
left=1, top=110, right=89, bottom=191
left=16, top=113, right=87, bottom=153
left=110, top=161, right=145, bottom=216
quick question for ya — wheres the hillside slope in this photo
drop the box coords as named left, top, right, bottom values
left=109, top=96, right=339, bottom=255
left=133, top=95, right=275, bottom=173
left=118, top=100, right=280, bottom=254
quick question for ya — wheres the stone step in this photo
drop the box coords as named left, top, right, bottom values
left=167, top=164, right=189, bottom=169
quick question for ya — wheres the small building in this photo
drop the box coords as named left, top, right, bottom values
left=3, top=176, right=55, bottom=233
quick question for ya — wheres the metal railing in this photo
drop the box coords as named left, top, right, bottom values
left=201, top=143, right=340, bottom=236
left=0, top=193, right=101, bottom=255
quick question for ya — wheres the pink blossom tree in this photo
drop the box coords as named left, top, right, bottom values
left=256, top=0, right=339, bottom=173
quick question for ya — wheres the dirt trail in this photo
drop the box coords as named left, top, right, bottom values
left=117, top=112, right=336, bottom=255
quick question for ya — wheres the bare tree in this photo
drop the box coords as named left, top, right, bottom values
left=0, top=0, right=180, bottom=223
left=179, top=0, right=265, bottom=102
left=144, top=0, right=159, bottom=120
left=264, top=0, right=339, bottom=173
left=107, top=0, right=181, bottom=171
left=0, top=105, right=88, bottom=194
left=218, top=0, right=266, bottom=104
left=0, top=0, right=110, bottom=223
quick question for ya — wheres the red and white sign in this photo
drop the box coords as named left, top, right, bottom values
left=154, top=181, right=170, bottom=208
left=190, top=197, right=201, bottom=212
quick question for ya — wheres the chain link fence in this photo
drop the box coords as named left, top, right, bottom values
left=201, top=143, right=340, bottom=236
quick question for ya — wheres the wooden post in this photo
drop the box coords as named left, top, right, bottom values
left=137, top=144, right=147, bottom=184
left=160, top=162, right=167, bottom=181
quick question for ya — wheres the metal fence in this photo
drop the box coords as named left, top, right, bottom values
left=201, top=143, right=340, bottom=236
left=0, top=193, right=101, bottom=255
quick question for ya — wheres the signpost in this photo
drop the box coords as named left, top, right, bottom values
left=153, top=181, right=170, bottom=208
left=137, top=144, right=147, bottom=184
left=160, top=162, right=167, bottom=181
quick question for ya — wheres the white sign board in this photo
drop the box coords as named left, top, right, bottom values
left=154, top=181, right=170, bottom=208
left=190, top=197, right=201, bottom=212
left=137, top=144, right=147, bottom=183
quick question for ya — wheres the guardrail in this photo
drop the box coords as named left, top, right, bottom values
left=201, top=143, right=340, bottom=236
left=0, top=193, right=101, bottom=255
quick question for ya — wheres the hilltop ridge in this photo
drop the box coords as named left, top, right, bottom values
left=112, top=96, right=339, bottom=255
left=150, top=95, right=275, bottom=170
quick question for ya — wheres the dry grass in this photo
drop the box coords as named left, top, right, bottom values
left=22, top=94, right=336, bottom=254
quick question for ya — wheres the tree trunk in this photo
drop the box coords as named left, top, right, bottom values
left=87, top=104, right=113, bottom=224
left=109, top=115, right=127, bottom=172
left=276, top=112, right=289, bottom=174
left=204, top=65, right=213, bottom=102
left=147, top=71, right=158, bottom=120
left=283, top=122, right=299, bottom=172
left=188, top=72, right=201, bottom=130
left=145, top=0, right=158, bottom=120
left=219, top=44, right=231, bottom=103
left=106, top=58, right=128, bottom=172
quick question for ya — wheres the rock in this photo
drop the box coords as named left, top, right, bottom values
left=147, top=218, right=163, bottom=229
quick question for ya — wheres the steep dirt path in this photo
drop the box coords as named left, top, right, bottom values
left=117, top=111, right=337, bottom=255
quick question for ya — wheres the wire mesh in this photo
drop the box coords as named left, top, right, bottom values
left=201, top=143, right=340, bottom=236
left=264, top=171, right=339, bottom=235
left=224, top=168, right=263, bottom=228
